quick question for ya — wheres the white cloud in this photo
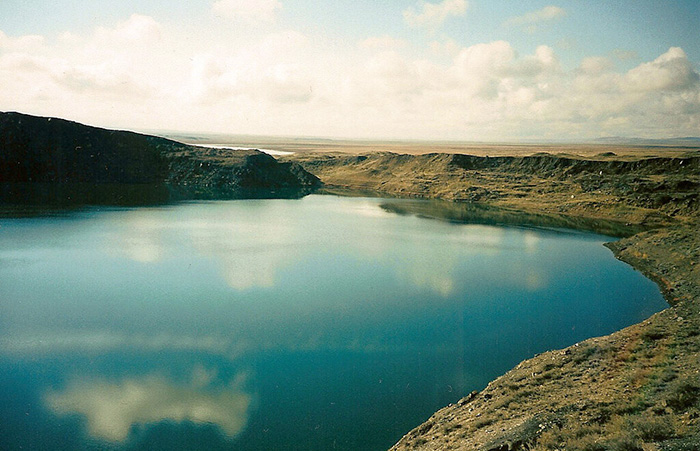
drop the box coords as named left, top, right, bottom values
left=508, top=45, right=560, bottom=78
left=504, top=6, right=566, bottom=33
left=186, top=30, right=313, bottom=106
left=0, top=7, right=698, bottom=141
left=454, top=40, right=515, bottom=75
left=44, top=369, right=251, bottom=441
left=212, top=0, right=282, bottom=24
left=403, top=0, right=468, bottom=32
left=578, top=56, right=614, bottom=75
left=0, top=14, right=174, bottom=123
left=625, top=47, right=699, bottom=92
left=94, top=13, right=162, bottom=44
left=341, top=42, right=700, bottom=139
left=188, top=55, right=313, bottom=105
left=0, top=30, right=45, bottom=52
left=429, top=38, right=462, bottom=58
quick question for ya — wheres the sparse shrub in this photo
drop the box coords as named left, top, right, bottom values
left=531, top=423, right=606, bottom=451
left=493, top=388, right=536, bottom=410
left=442, top=423, right=462, bottom=434
left=573, top=345, right=603, bottom=363
left=641, top=327, right=667, bottom=341
left=660, top=367, right=678, bottom=383
left=600, top=416, right=644, bottom=450
left=617, top=397, right=652, bottom=415
left=604, top=436, right=643, bottom=451
left=630, top=414, right=675, bottom=441
left=530, top=427, right=562, bottom=450
left=567, top=435, right=607, bottom=451
left=573, top=424, right=603, bottom=439
left=473, top=417, right=494, bottom=429
left=642, top=349, right=658, bottom=359
left=614, top=346, right=635, bottom=363
left=684, top=328, right=699, bottom=338
left=542, top=363, right=557, bottom=372
left=537, top=372, right=555, bottom=382
left=592, top=407, right=612, bottom=425
left=666, top=378, right=700, bottom=411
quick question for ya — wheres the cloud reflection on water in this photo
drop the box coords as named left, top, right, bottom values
left=113, top=203, right=298, bottom=290
left=0, top=197, right=560, bottom=367
left=108, top=198, right=551, bottom=298
left=116, top=210, right=166, bottom=263
left=0, top=332, right=233, bottom=356
left=184, top=210, right=296, bottom=291
left=43, top=366, right=252, bottom=442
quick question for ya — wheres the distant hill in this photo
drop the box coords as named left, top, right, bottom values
left=593, top=136, right=700, bottom=147
left=0, top=112, right=320, bottom=201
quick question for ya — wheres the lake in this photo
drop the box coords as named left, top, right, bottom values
left=0, top=195, right=666, bottom=450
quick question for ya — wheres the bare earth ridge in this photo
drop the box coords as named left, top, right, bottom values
left=284, top=146, right=700, bottom=451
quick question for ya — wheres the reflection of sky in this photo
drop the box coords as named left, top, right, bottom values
left=118, top=210, right=165, bottom=263
left=0, top=196, right=630, bottom=356
left=1, top=331, right=233, bottom=356
left=0, top=196, right=667, bottom=450
left=184, top=209, right=295, bottom=290
left=44, top=366, right=251, bottom=442
left=108, top=197, right=536, bottom=297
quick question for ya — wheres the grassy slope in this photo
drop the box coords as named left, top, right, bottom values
left=286, top=149, right=700, bottom=451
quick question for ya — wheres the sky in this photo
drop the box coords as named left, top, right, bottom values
left=0, top=0, right=698, bottom=141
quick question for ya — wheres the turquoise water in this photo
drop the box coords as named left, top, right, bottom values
left=0, top=195, right=666, bottom=450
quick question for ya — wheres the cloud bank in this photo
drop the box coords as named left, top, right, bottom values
left=0, top=6, right=698, bottom=141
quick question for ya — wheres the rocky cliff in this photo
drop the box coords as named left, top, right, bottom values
left=165, top=145, right=321, bottom=199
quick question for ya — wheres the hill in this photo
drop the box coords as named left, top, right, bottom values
left=0, top=112, right=320, bottom=202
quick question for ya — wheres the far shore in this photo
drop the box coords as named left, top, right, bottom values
left=167, top=133, right=699, bottom=159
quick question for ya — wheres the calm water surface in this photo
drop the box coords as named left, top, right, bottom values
left=0, top=195, right=665, bottom=450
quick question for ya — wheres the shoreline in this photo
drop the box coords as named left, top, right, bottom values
left=286, top=150, right=700, bottom=450
left=389, top=224, right=699, bottom=451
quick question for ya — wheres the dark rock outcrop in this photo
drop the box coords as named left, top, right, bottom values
left=0, top=111, right=321, bottom=203
left=165, top=146, right=321, bottom=199
left=0, top=111, right=174, bottom=183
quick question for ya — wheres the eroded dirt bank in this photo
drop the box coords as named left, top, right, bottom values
left=288, top=151, right=700, bottom=450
